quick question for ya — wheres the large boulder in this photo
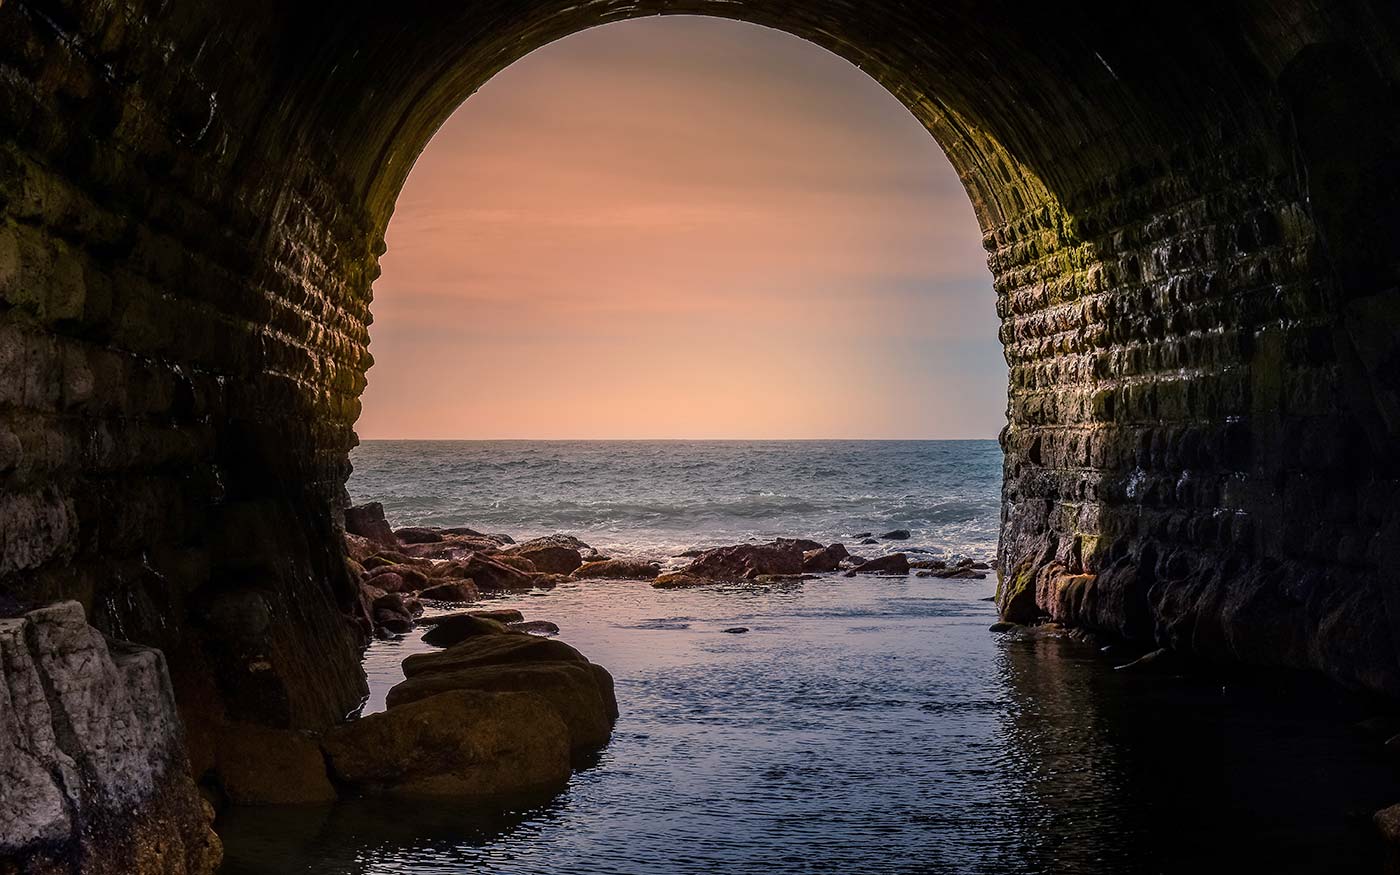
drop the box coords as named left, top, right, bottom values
left=345, top=502, right=396, bottom=547
left=386, top=662, right=614, bottom=752
left=457, top=553, right=538, bottom=590
left=680, top=541, right=804, bottom=581
left=856, top=553, right=910, bottom=575
left=322, top=690, right=571, bottom=798
left=506, top=540, right=584, bottom=575
left=802, top=543, right=849, bottom=572
left=403, top=632, right=590, bottom=676
left=573, top=558, right=661, bottom=580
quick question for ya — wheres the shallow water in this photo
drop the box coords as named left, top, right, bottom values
left=220, top=573, right=1395, bottom=875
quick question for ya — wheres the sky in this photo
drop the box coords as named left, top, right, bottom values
left=357, top=16, right=1005, bottom=440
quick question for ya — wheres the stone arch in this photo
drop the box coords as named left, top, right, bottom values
left=3, top=0, right=1400, bottom=793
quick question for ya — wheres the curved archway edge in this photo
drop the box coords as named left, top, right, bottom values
left=2, top=0, right=1400, bottom=785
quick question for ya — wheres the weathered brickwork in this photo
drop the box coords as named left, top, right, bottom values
left=1, top=1, right=1400, bottom=843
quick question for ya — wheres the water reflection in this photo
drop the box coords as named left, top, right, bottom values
left=219, top=577, right=1394, bottom=874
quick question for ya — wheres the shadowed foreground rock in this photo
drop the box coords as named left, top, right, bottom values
left=0, top=603, right=220, bottom=874
left=323, top=690, right=573, bottom=798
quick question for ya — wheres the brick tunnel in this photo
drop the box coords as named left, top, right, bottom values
left=2, top=0, right=1400, bottom=869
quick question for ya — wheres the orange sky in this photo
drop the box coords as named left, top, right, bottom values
left=358, top=17, right=1005, bottom=440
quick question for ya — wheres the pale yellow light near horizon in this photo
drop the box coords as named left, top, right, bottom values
left=357, top=16, right=1006, bottom=440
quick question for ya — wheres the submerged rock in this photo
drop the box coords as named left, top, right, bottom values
left=574, top=558, right=662, bottom=580
left=511, top=620, right=561, bottom=635
left=469, top=608, right=526, bottom=624
left=721, top=627, right=750, bottom=634
left=323, top=690, right=572, bottom=799
left=880, top=529, right=912, bottom=540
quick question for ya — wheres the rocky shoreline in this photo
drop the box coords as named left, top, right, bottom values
left=341, top=501, right=996, bottom=639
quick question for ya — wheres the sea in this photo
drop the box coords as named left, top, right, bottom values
left=217, top=440, right=1394, bottom=874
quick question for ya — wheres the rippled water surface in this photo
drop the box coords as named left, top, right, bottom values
left=219, top=441, right=1394, bottom=873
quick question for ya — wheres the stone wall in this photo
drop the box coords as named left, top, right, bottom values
left=1, top=0, right=1399, bottom=840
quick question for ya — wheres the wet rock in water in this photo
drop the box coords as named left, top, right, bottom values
left=417, top=580, right=480, bottom=603
left=506, top=542, right=584, bottom=575
left=374, top=609, right=415, bottom=636
left=777, top=537, right=824, bottom=552
left=493, top=554, right=539, bottom=574
left=652, top=572, right=713, bottom=589
left=678, top=541, right=805, bottom=582
left=921, top=566, right=985, bottom=579
left=488, top=533, right=516, bottom=545
left=511, top=620, right=561, bottom=636
left=394, top=526, right=445, bottom=544
left=753, top=574, right=818, bottom=583
left=440, top=526, right=485, bottom=537
left=322, top=689, right=572, bottom=799
left=346, top=502, right=397, bottom=546
left=880, top=529, right=912, bottom=540
left=400, top=535, right=506, bottom=560
left=365, top=570, right=406, bottom=594
left=402, top=598, right=424, bottom=618
left=721, top=627, right=749, bottom=634
left=676, top=548, right=707, bottom=558
left=840, top=554, right=868, bottom=568
left=404, top=632, right=590, bottom=677
left=909, top=558, right=947, bottom=570
left=969, top=561, right=992, bottom=570
left=860, top=538, right=878, bottom=545
left=363, top=550, right=426, bottom=569
left=574, top=558, right=663, bottom=580
left=989, top=621, right=1020, bottom=633
left=802, top=543, right=849, bottom=573
left=528, top=572, right=572, bottom=588
left=421, top=613, right=511, bottom=647
left=470, top=609, right=526, bottom=624
left=388, top=658, right=616, bottom=752
left=214, top=723, right=336, bottom=805
left=851, top=532, right=872, bottom=539
left=456, top=553, right=537, bottom=590
left=856, top=553, right=910, bottom=575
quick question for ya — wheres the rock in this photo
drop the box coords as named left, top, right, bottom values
left=403, top=633, right=590, bottom=677
left=528, top=572, right=572, bottom=588
left=394, top=526, right=445, bottom=544
left=925, top=568, right=986, bottom=579
left=777, top=538, right=824, bottom=552
left=366, top=571, right=406, bottom=593
left=989, top=621, right=1020, bottom=633
left=487, top=533, right=516, bottom=545
left=802, top=543, right=849, bottom=572
left=851, top=532, right=872, bottom=539
left=507, top=542, right=584, bottom=575
left=511, top=620, right=561, bottom=635
left=679, top=541, right=804, bottom=582
left=322, top=690, right=572, bottom=798
left=457, top=553, right=537, bottom=590
left=366, top=564, right=430, bottom=592
left=374, top=609, right=414, bottom=636
left=880, top=529, right=911, bottom=540
left=753, top=574, right=817, bottom=583
left=0, top=602, right=221, bottom=874
left=910, top=559, right=947, bottom=570
left=855, top=553, right=910, bottom=574
left=493, top=554, right=538, bottom=573
left=344, top=533, right=377, bottom=563
left=440, top=526, right=485, bottom=536
left=470, top=609, right=526, bottom=624
left=969, top=561, right=992, bottom=570
left=417, top=580, right=480, bottom=603
left=402, top=598, right=424, bottom=617
left=421, top=614, right=511, bottom=647
left=574, top=558, right=662, bottom=580
left=399, top=535, right=506, bottom=560
left=387, top=662, right=615, bottom=752
left=1375, top=804, right=1400, bottom=845
left=214, top=723, right=336, bottom=805
left=652, top=572, right=713, bottom=589
left=721, top=627, right=749, bottom=634
left=860, top=538, right=878, bottom=545
left=345, top=502, right=396, bottom=546
left=676, top=548, right=707, bottom=558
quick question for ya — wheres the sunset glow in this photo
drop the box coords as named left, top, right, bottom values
left=358, top=17, right=1004, bottom=440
